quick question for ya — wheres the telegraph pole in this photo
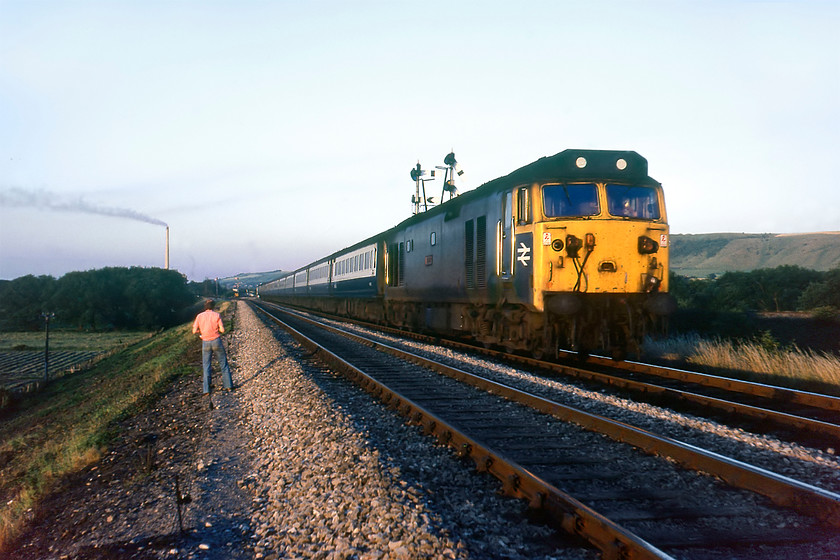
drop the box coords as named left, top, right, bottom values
left=41, top=312, right=55, bottom=382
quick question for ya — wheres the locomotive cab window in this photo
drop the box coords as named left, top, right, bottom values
left=543, top=184, right=599, bottom=217
left=606, top=185, right=660, bottom=219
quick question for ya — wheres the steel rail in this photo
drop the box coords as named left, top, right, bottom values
left=564, top=351, right=840, bottom=413
left=260, top=302, right=840, bottom=440
left=257, top=305, right=675, bottom=560
left=534, top=357, right=840, bottom=443
left=258, top=302, right=840, bottom=530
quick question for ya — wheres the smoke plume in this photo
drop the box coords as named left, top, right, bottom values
left=0, top=187, right=167, bottom=227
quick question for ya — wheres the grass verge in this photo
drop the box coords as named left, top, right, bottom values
left=0, top=322, right=200, bottom=551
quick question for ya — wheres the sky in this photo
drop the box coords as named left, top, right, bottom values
left=1, top=0, right=838, bottom=282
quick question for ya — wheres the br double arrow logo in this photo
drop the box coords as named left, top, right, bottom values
left=516, top=242, right=531, bottom=267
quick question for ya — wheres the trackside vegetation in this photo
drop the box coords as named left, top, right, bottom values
left=666, top=266, right=840, bottom=351
left=669, top=265, right=840, bottom=316
left=643, top=334, right=840, bottom=396
left=0, top=321, right=200, bottom=551
left=0, top=267, right=203, bottom=331
left=645, top=265, right=840, bottom=395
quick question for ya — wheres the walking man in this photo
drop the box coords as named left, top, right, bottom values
left=192, top=299, right=233, bottom=393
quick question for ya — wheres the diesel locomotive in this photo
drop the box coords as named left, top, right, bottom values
left=258, top=149, right=675, bottom=359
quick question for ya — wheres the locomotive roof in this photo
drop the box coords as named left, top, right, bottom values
left=481, top=149, right=653, bottom=189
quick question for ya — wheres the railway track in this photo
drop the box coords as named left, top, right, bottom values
left=260, top=301, right=840, bottom=449
left=553, top=351, right=840, bottom=447
left=252, top=301, right=840, bottom=560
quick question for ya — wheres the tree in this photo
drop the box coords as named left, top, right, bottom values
left=712, top=266, right=821, bottom=312
left=0, top=275, right=57, bottom=330
left=799, top=268, right=840, bottom=310
left=50, top=267, right=195, bottom=330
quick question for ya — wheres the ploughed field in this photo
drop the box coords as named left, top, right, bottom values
left=0, top=331, right=153, bottom=392
left=0, top=351, right=101, bottom=389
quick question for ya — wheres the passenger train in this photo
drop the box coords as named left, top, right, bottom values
left=258, top=149, right=676, bottom=359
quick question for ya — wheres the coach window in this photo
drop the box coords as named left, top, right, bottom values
left=517, top=187, right=531, bottom=225
left=430, top=232, right=437, bottom=246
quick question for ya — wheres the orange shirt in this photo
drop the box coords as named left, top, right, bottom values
left=192, top=309, right=225, bottom=341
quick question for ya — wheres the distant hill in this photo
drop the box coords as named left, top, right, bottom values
left=671, top=232, right=840, bottom=278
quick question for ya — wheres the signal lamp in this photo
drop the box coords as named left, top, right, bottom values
left=410, top=163, right=422, bottom=182
left=575, top=157, right=587, bottom=169
left=551, top=238, right=564, bottom=252
left=616, top=158, right=627, bottom=170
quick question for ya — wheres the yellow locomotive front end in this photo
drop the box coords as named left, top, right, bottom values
left=535, top=181, right=669, bottom=304
left=502, top=150, right=674, bottom=358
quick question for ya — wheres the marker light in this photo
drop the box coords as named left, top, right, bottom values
left=616, top=158, right=627, bottom=170
left=638, top=235, right=659, bottom=254
left=575, top=157, right=587, bottom=168
left=565, top=235, right=583, bottom=258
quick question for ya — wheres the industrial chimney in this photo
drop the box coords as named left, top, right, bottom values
left=165, top=226, right=170, bottom=270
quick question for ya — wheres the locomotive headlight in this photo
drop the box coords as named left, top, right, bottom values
left=637, top=235, right=659, bottom=254
left=575, top=157, right=587, bottom=168
left=616, top=158, right=627, bottom=170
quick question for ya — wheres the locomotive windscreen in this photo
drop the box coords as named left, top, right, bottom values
left=606, top=185, right=661, bottom=219
left=543, top=184, right=600, bottom=217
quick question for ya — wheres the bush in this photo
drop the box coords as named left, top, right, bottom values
left=799, top=269, right=840, bottom=310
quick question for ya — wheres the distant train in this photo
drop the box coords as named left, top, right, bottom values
left=258, top=149, right=675, bottom=359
